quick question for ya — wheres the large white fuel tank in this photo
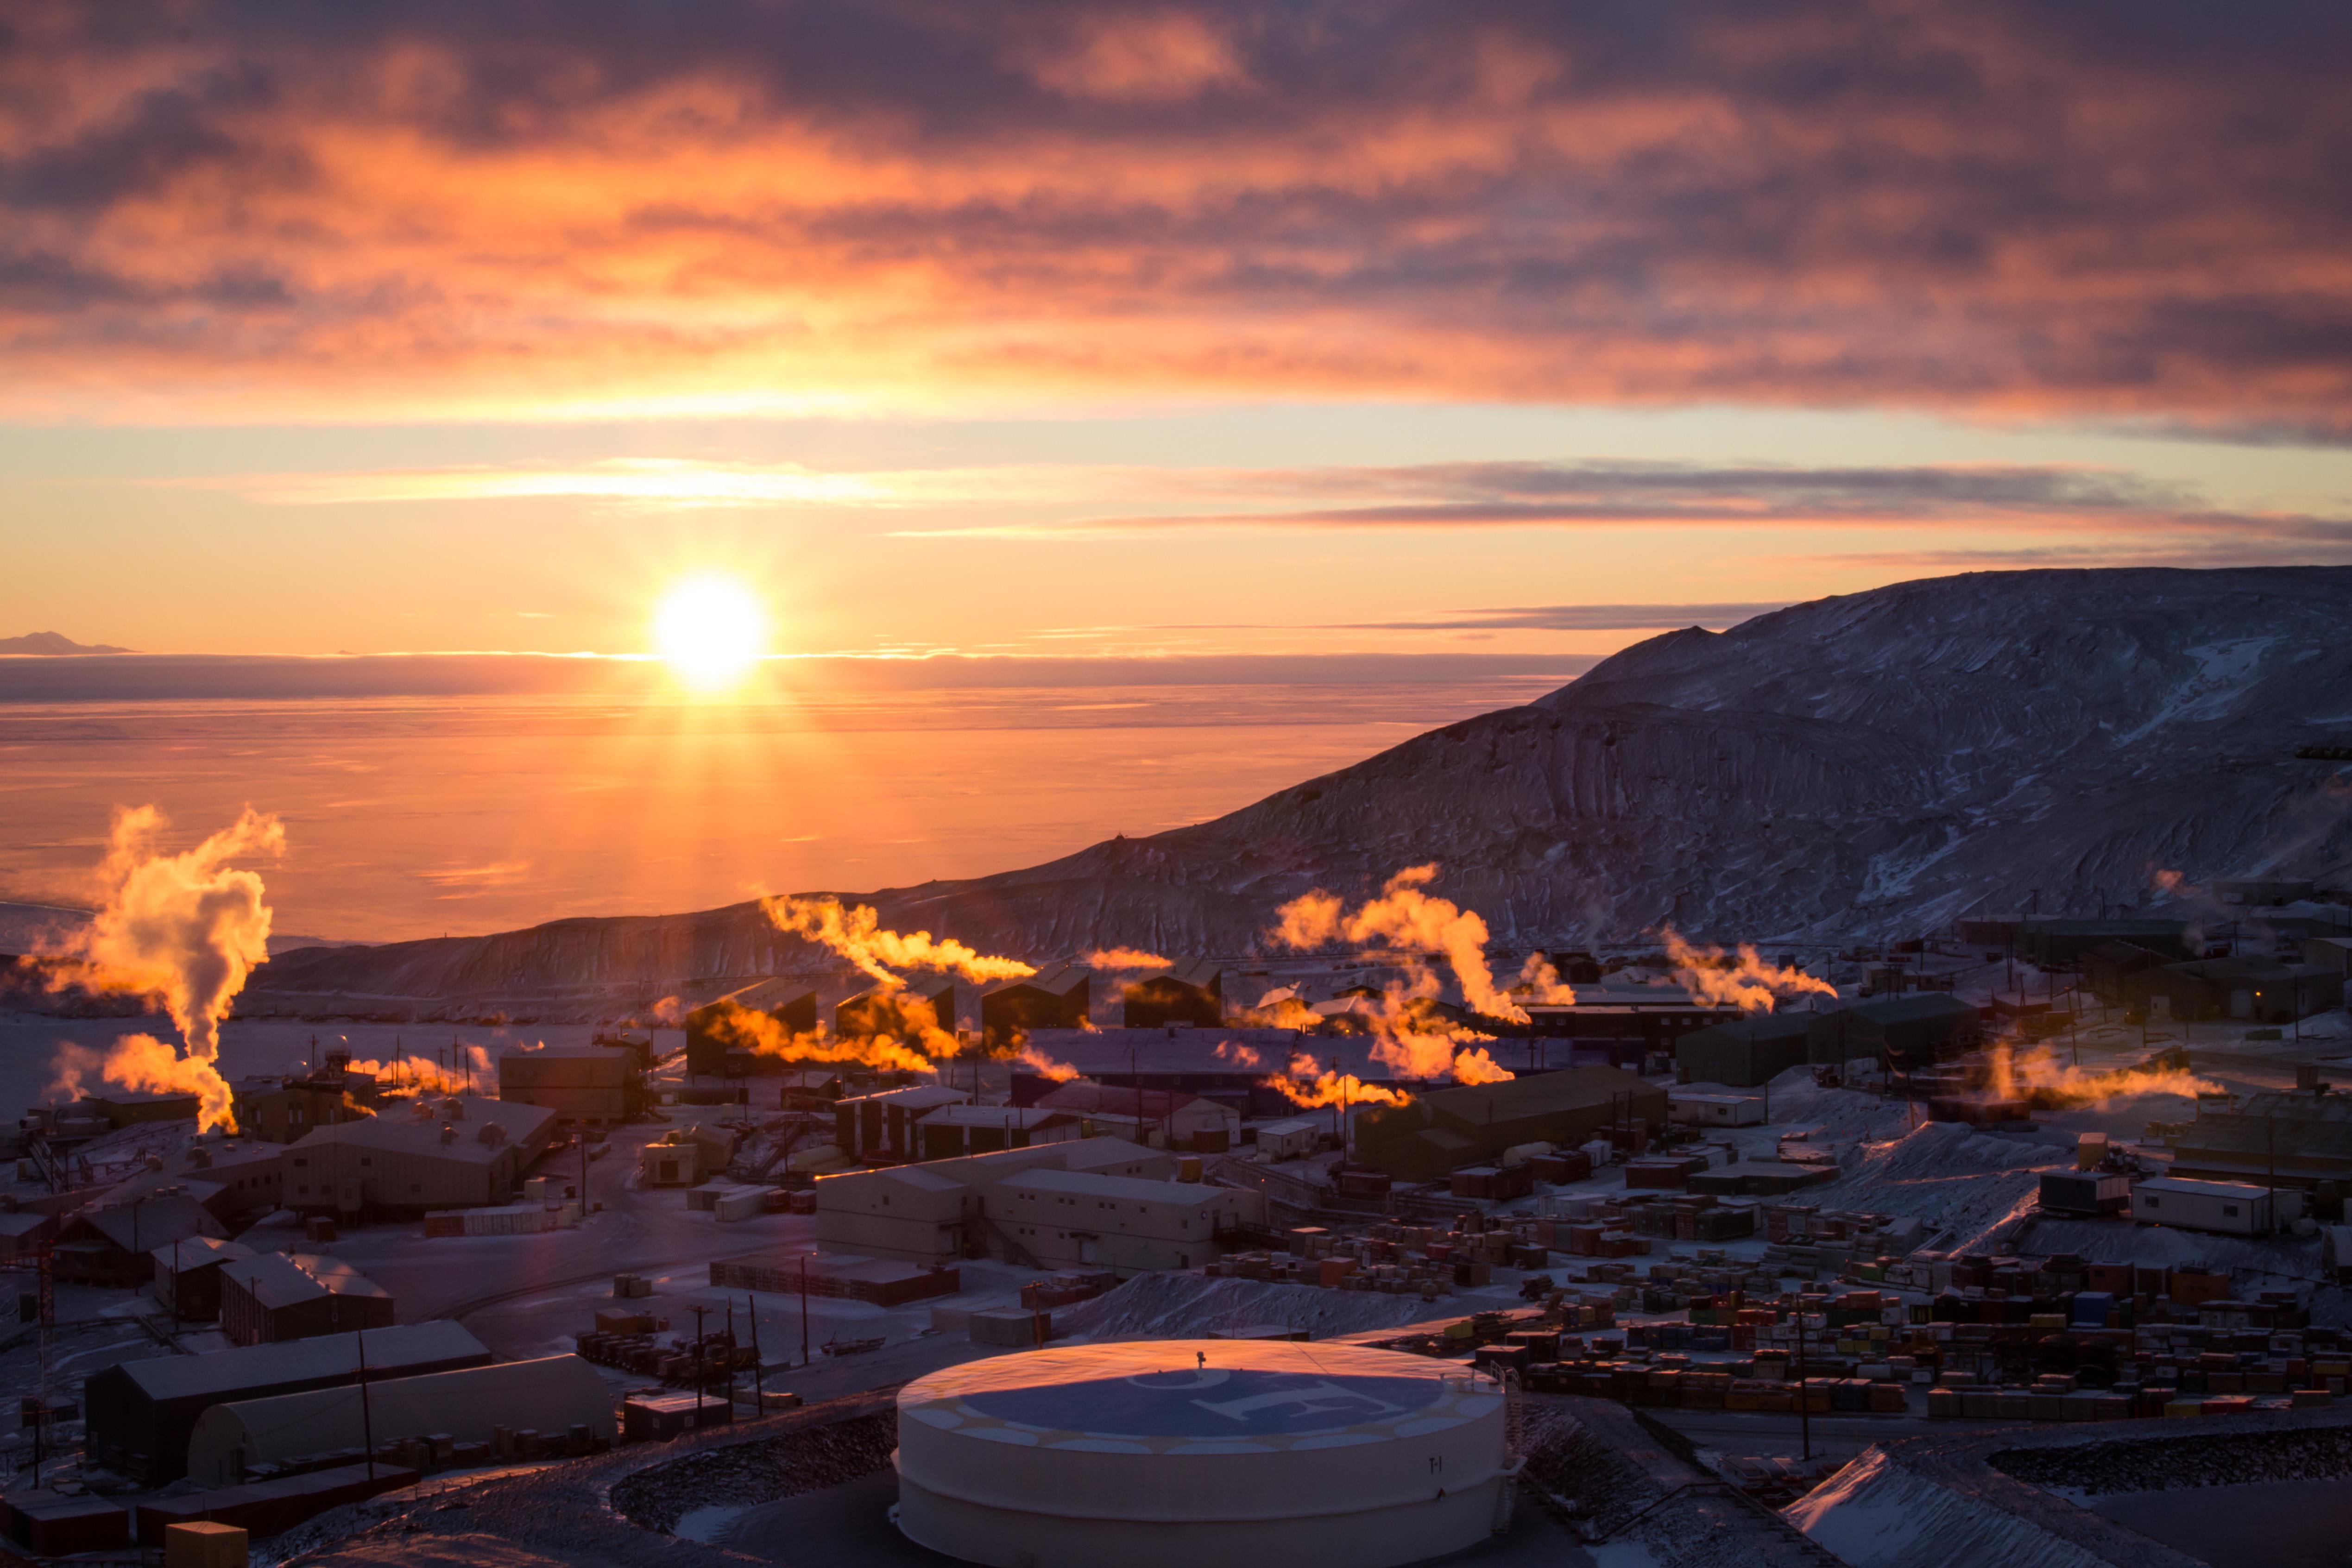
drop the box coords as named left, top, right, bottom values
left=890, top=1338, right=1510, bottom=1568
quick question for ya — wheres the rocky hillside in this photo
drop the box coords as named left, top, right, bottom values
left=247, top=567, right=2352, bottom=1010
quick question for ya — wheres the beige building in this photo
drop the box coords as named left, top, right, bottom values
left=284, top=1096, right=556, bottom=1217
left=498, top=1044, right=643, bottom=1125
left=640, top=1124, right=736, bottom=1186
left=815, top=1136, right=1258, bottom=1276
left=991, top=1168, right=1255, bottom=1273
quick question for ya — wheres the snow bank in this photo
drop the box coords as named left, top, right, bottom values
left=1786, top=1448, right=2112, bottom=1568
left=1804, top=1121, right=2063, bottom=1253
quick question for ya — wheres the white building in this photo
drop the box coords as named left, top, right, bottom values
left=1255, top=1117, right=1321, bottom=1159
left=992, top=1167, right=1254, bottom=1273
left=815, top=1136, right=1259, bottom=1275
left=2131, top=1176, right=2274, bottom=1236
left=185, top=1354, right=613, bottom=1486
left=1668, top=1090, right=1768, bottom=1127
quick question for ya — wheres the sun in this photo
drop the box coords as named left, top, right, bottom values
left=653, top=575, right=767, bottom=688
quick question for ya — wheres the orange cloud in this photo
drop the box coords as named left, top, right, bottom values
left=2, top=5, right=2349, bottom=424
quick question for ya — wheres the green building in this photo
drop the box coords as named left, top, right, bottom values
left=1351, top=1066, right=1666, bottom=1183
left=1675, top=1014, right=1815, bottom=1088
left=1807, top=995, right=1981, bottom=1069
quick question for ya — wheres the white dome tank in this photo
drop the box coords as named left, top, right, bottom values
left=892, top=1338, right=1512, bottom=1568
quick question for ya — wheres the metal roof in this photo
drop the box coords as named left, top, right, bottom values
left=917, top=1104, right=1075, bottom=1129
left=149, top=1236, right=254, bottom=1271
left=220, top=1251, right=390, bottom=1310
left=1003, top=1168, right=1227, bottom=1205
left=109, top=1319, right=487, bottom=1402
left=1036, top=1083, right=1217, bottom=1120
left=839, top=1084, right=971, bottom=1110
left=2134, top=1177, right=2270, bottom=1198
left=288, top=1094, right=554, bottom=1165
left=986, top=964, right=1088, bottom=997
left=74, top=1193, right=224, bottom=1252
left=714, top=977, right=820, bottom=1013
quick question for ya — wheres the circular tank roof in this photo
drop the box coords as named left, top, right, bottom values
left=891, top=1340, right=1509, bottom=1568
left=899, top=1338, right=1488, bottom=1451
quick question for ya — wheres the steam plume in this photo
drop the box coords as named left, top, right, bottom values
left=761, top=895, right=1037, bottom=987
left=1212, top=1039, right=1263, bottom=1069
left=1267, top=1056, right=1412, bottom=1110
left=1233, top=987, right=1319, bottom=1029
left=1984, top=1041, right=2220, bottom=1108
left=1015, top=1043, right=1083, bottom=1081
left=1272, top=865, right=1524, bottom=1020
left=46, top=806, right=284, bottom=1133
left=1270, top=866, right=1518, bottom=1083
left=1660, top=926, right=1835, bottom=1013
left=341, top=1043, right=490, bottom=1095
left=1514, top=952, right=1579, bottom=1004
left=1088, top=947, right=1171, bottom=970
left=1450, top=1047, right=1514, bottom=1084
left=702, top=998, right=938, bottom=1075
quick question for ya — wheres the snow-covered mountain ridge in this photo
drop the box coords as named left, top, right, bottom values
left=248, top=567, right=2352, bottom=1005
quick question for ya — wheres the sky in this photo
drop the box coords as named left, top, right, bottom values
left=4, top=1, right=2352, bottom=667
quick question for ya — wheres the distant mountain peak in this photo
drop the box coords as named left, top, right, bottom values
left=0, top=631, right=131, bottom=655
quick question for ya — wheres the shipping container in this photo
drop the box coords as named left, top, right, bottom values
left=2038, top=1171, right=2131, bottom=1217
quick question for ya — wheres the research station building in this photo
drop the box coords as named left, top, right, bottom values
left=283, top=1095, right=556, bottom=1218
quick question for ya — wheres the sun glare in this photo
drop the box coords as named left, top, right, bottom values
left=653, top=576, right=767, bottom=688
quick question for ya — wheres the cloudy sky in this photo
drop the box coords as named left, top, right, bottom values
left=5, top=0, right=2350, bottom=663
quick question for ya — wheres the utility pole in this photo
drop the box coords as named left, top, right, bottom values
left=725, top=1301, right=736, bottom=1411
left=693, top=1305, right=707, bottom=1420
left=357, top=1327, right=376, bottom=1481
left=800, top=1255, right=810, bottom=1366
left=1796, top=1298, right=1812, bottom=1463
left=749, top=1297, right=763, bottom=1412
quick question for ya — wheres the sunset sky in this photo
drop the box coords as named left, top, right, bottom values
left=5, top=2, right=2352, bottom=665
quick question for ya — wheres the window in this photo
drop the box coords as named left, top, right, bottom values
left=412, top=1184, right=423, bottom=1195
left=359, top=1157, right=372, bottom=1168
left=296, top=1184, right=308, bottom=1195
left=2223, top=1205, right=2239, bottom=1217
left=292, top=1158, right=308, bottom=1168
